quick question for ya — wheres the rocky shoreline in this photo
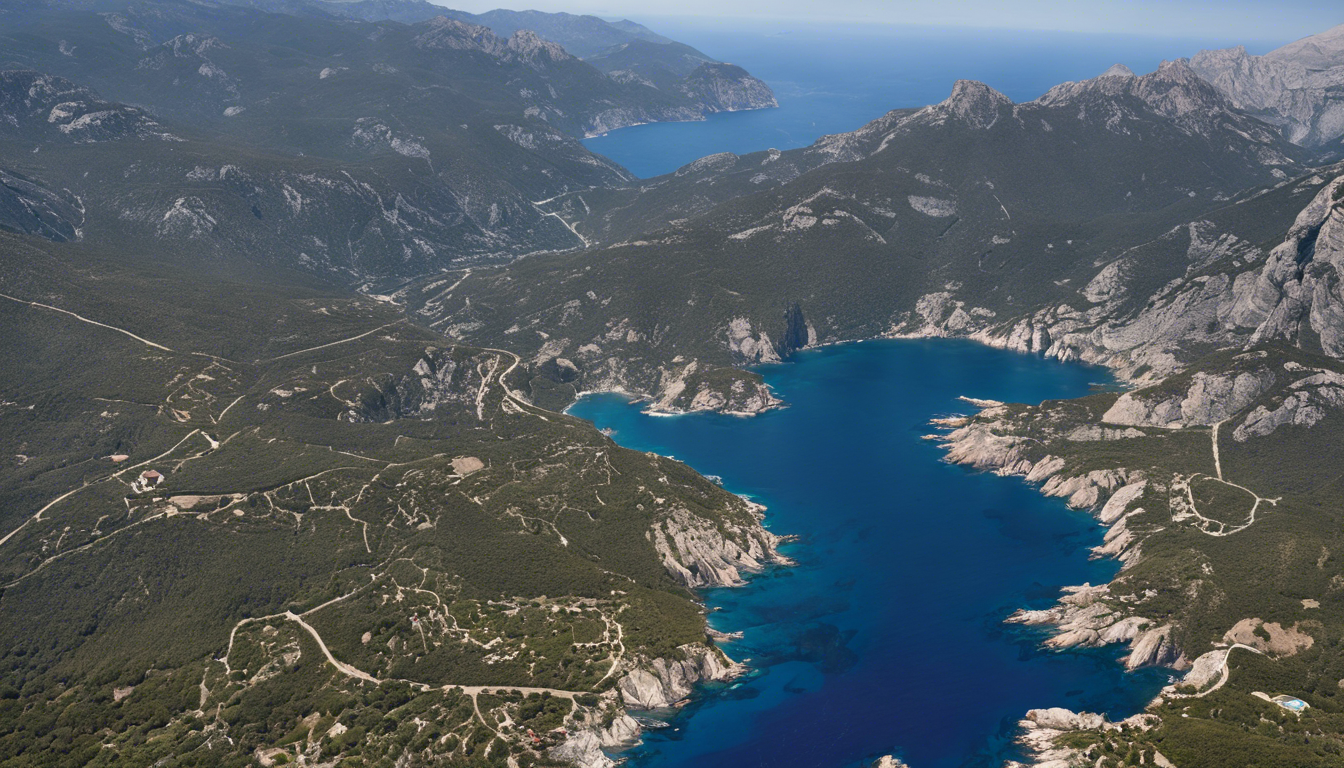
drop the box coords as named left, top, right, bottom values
left=552, top=492, right=790, bottom=767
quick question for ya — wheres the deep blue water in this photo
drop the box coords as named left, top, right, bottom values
left=568, top=340, right=1170, bottom=768
left=583, top=22, right=1283, bottom=178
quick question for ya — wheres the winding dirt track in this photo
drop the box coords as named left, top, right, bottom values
left=0, top=291, right=175, bottom=352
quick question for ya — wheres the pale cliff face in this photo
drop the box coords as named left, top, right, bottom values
left=1190, top=36, right=1344, bottom=147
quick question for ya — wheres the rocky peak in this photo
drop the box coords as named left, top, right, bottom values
left=1189, top=36, right=1344, bottom=147
left=1189, top=44, right=1312, bottom=97
left=923, top=79, right=1012, bottom=129
left=1131, top=59, right=1232, bottom=118
left=161, top=34, right=227, bottom=58
left=412, top=16, right=509, bottom=57
left=1265, top=22, right=1344, bottom=70
left=506, top=29, right=573, bottom=66
left=0, top=70, right=168, bottom=143
left=1037, top=57, right=1252, bottom=138
left=1238, top=175, right=1344, bottom=357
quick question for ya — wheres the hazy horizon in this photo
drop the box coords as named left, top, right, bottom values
left=434, top=0, right=1338, bottom=47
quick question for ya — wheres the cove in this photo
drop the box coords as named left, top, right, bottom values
left=567, top=339, right=1169, bottom=768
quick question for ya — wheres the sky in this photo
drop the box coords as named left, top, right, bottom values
left=436, top=0, right=1340, bottom=45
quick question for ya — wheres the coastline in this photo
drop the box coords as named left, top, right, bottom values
left=563, top=339, right=1148, bottom=768
left=548, top=401, right=795, bottom=766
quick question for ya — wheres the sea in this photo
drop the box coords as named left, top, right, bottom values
left=582, top=20, right=1283, bottom=178
left=568, top=340, right=1170, bottom=768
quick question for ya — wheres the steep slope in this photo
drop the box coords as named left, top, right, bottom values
left=152, top=0, right=777, bottom=128
left=0, top=2, right=676, bottom=281
left=443, top=8, right=672, bottom=58
left=1190, top=24, right=1344, bottom=149
left=440, top=8, right=775, bottom=118
left=410, top=63, right=1306, bottom=411
left=585, top=39, right=777, bottom=115
left=1265, top=22, right=1344, bottom=71
left=0, top=70, right=605, bottom=281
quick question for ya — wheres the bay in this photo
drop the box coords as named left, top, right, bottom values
left=567, top=339, right=1169, bottom=768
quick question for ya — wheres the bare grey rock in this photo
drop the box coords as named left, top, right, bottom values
left=618, top=644, right=740, bottom=709
left=648, top=504, right=782, bottom=589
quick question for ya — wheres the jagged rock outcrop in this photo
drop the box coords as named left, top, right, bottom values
left=1233, top=362, right=1344, bottom=440
left=412, top=16, right=512, bottom=55
left=1010, top=708, right=1168, bottom=768
left=0, top=70, right=174, bottom=143
left=1238, top=177, right=1344, bottom=356
left=550, top=712, right=641, bottom=768
left=646, top=358, right=781, bottom=416
left=1007, top=583, right=1178, bottom=669
left=921, top=79, right=1013, bottom=129
left=648, top=504, right=783, bottom=588
left=1101, top=368, right=1277, bottom=427
left=618, top=643, right=741, bottom=709
left=678, top=62, right=777, bottom=112
left=340, top=348, right=500, bottom=423
left=0, top=168, right=82, bottom=242
left=1190, top=26, right=1344, bottom=147
left=726, top=316, right=782, bottom=364
left=777, top=302, right=815, bottom=357
left=937, top=405, right=1187, bottom=670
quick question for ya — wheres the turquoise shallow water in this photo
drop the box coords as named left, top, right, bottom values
left=582, top=22, right=1279, bottom=178
left=567, top=340, right=1169, bottom=768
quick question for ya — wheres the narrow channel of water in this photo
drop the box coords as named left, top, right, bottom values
left=567, top=339, right=1169, bottom=768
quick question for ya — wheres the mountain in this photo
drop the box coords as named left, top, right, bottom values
left=0, top=7, right=791, bottom=764
left=446, top=10, right=777, bottom=118
left=1265, top=22, right=1344, bottom=70
left=409, top=62, right=1305, bottom=410
left=586, top=38, right=712, bottom=88
left=443, top=8, right=673, bottom=58
left=201, top=0, right=777, bottom=120
left=1190, top=24, right=1344, bottom=149
left=0, top=0, right=774, bottom=283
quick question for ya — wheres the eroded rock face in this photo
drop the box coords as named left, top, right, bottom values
left=1012, top=708, right=1165, bottom=768
left=1102, top=369, right=1276, bottom=428
left=648, top=505, right=782, bottom=588
left=1190, top=38, right=1344, bottom=148
left=937, top=405, right=1180, bottom=671
left=345, top=348, right=483, bottom=422
left=1234, top=365, right=1344, bottom=440
left=0, top=70, right=175, bottom=143
left=726, top=316, right=781, bottom=364
left=550, top=713, right=641, bottom=768
left=618, top=644, right=740, bottom=709
left=678, top=63, right=777, bottom=112
left=0, top=168, right=83, bottom=242
left=1239, top=178, right=1344, bottom=356
left=648, top=359, right=782, bottom=416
